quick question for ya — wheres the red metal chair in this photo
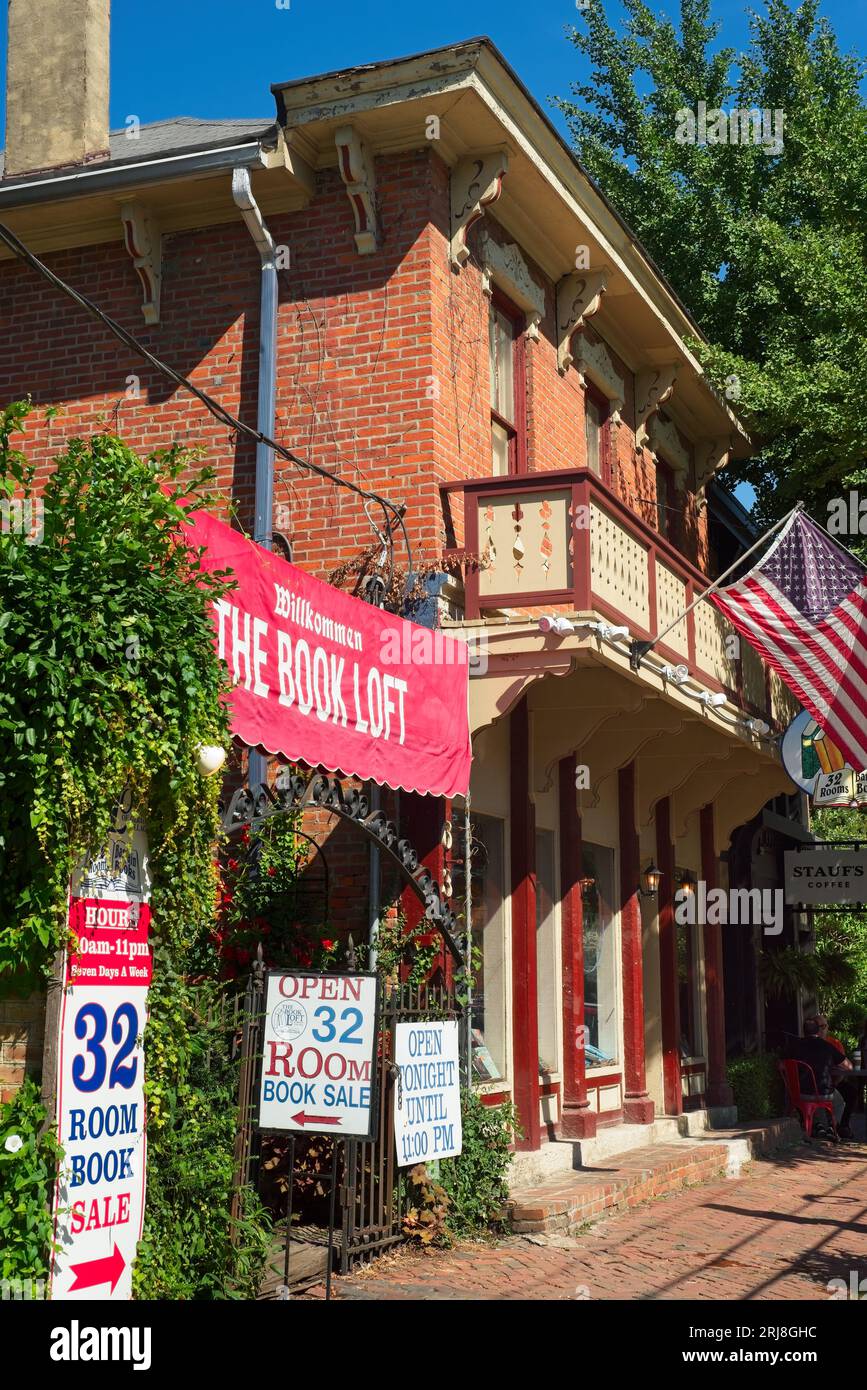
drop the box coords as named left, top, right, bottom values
left=778, top=1059, right=837, bottom=1139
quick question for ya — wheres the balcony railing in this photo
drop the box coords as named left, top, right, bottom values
left=440, top=467, right=797, bottom=727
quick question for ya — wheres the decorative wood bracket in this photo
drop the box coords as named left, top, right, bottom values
left=648, top=412, right=691, bottom=480
left=695, top=436, right=731, bottom=492
left=120, top=202, right=162, bottom=325
left=335, top=125, right=379, bottom=255
left=478, top=231, right=545, bottom=340
left=635, top=363, right=679, bottom=446
left=556, top=270, right=607, bottom=373
left=450, top=151, right=508, bottom=269
left=574, top=333, right=625, bottom=423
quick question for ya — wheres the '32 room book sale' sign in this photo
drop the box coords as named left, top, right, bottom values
left=50, top=809, right=152, bottom=1301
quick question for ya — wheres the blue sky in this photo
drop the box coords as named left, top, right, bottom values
left=1, top=0, right=863, bottom=142
left=1, top=0, right=862, bottom=512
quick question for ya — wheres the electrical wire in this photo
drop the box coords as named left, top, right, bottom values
left=0, top=220, right=413, bottom=583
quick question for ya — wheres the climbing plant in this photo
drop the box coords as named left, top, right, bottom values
left=0, top=401, right=270, bottom=1296
left=0, top=400, right=228, bottom=986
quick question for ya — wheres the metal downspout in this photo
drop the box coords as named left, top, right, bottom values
left=232, top=166, right=278, bottom=788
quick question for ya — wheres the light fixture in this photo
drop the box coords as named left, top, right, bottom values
left=538, top=615, right=575, bottom=635
left=661, top=663, right=690, bottom=686
left=640, top=862, right=663, bottom=897
left=677, top=869, right=697, bottom=895
left=597, top=623, right=630, bottom=642
left=745, top=717, right=770, bottom=735
left=699, top=691, right=727, bottom=709
left=196, top=743, right=227, bottom=777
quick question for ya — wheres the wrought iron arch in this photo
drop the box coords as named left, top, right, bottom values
left=220, top=768, right=463, bottom=963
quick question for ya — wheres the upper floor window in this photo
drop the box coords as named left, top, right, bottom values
left=488, top=293, right=526, bottom=475
left=583, top=383, right=611, bottom=486
left=655, top=457, right=676, bottom=542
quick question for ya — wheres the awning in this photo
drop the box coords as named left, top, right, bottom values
left=184, top=509, right=471, bottom=799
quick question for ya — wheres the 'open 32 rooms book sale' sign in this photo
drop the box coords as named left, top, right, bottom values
left=50, top=807, right=152, bottom=1301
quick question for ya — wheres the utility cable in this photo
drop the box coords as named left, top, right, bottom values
left=0, top=220, right=413, bottom=582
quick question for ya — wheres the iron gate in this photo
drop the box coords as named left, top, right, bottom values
left=340, top=980, right=461, bottom=1271
left=229, top=966, right=462, bottom=1280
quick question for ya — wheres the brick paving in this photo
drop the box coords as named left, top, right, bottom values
left=308, top=1139, right=867, bottom=1300
left=508, top=1141, right=730, bottom=1233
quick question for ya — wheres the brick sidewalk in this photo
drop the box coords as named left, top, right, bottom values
left=309, top=1141, right=867, bottom=1300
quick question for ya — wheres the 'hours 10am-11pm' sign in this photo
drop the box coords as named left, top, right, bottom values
left=258, top=972, right=380, bottom=1138
left=50, top=812, right=152, bottom=1302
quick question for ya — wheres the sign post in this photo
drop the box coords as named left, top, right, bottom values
left=257, top=970, right=380, bottom=1301
left=50, top=811, right=152, bottom=1301
left=393, top=1020, right=462, bottom=1166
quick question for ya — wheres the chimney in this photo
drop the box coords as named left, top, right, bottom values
left=4, top=0, right=111, bottom=178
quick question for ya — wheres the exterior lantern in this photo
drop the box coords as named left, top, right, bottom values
left=677, top=869, right=697, bottom=895
left=640, top=862, right=662, bottom=897
left=196, top=743, right=227, bottom=777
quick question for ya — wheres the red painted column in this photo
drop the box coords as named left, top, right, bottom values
left=558, top=756, right=596, bottom=1139
left=618, top=763, right=655, bottom=1124
left=510, top=698, right=541, bottom=1150
left=701, top=804, right=734, bottom=1108
left=656, top=796, right=682, bottom=1115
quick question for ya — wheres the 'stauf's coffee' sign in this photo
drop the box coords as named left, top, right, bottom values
left=51, top=814, right=152, bottom=1301
left=183, top=508, right=472, bottom=799
left=258, top=972, right=380, bottom=1139
left=784, top=849, right=867, bottom=905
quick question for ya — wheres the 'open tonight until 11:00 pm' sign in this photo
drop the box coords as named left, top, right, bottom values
left=257, top=972, right=380, bottom=1139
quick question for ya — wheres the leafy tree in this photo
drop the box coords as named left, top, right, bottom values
left=555, top=0, right=867, bottom=534
left=811, top=805, right=867, bottom=1044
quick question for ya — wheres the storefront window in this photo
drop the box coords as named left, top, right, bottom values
left=581, top=843, right=618, bottom=1066
left=536, top=828, right=558, bottom=1074
left=461, top=813, right=508, bottom=1083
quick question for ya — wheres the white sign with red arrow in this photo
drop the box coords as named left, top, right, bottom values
left=258, top=971, right=380, bottom=1139
left=50, top=814, right=152, bottom=1301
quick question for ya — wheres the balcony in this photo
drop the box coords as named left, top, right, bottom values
left=440, top=467, right=797, bottom=727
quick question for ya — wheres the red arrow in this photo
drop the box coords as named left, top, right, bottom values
left=291, top=1110, right=342, bottom=1128
left=69, top=1243, right=125, bottom=1295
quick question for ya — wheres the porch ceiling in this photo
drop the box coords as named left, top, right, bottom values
left=467, top=630, right=794, bottom=817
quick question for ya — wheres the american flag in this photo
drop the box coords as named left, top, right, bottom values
left=712, top=510, right=867, bottom=771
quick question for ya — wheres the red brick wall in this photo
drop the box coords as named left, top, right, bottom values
left=0, top=143, right=709, bottom=577
left=0, top=993, right=46, bottom=1103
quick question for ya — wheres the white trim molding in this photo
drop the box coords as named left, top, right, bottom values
left=479, top=231, right=545, bottom=339
left=574, top=332, right=625, bottom=422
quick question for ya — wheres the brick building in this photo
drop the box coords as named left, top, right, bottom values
left=0, top=10, right=802, bottom=1163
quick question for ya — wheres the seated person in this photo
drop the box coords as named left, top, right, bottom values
left=787, top=1018, right=853, bottom=1136
left=815, top=1014, right=858, bottom=1139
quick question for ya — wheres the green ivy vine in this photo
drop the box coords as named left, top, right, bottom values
left=0, top=402, right=269, bottom=1297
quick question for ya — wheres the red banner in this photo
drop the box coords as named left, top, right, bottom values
left=184, top=509, right=472, bottom=798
